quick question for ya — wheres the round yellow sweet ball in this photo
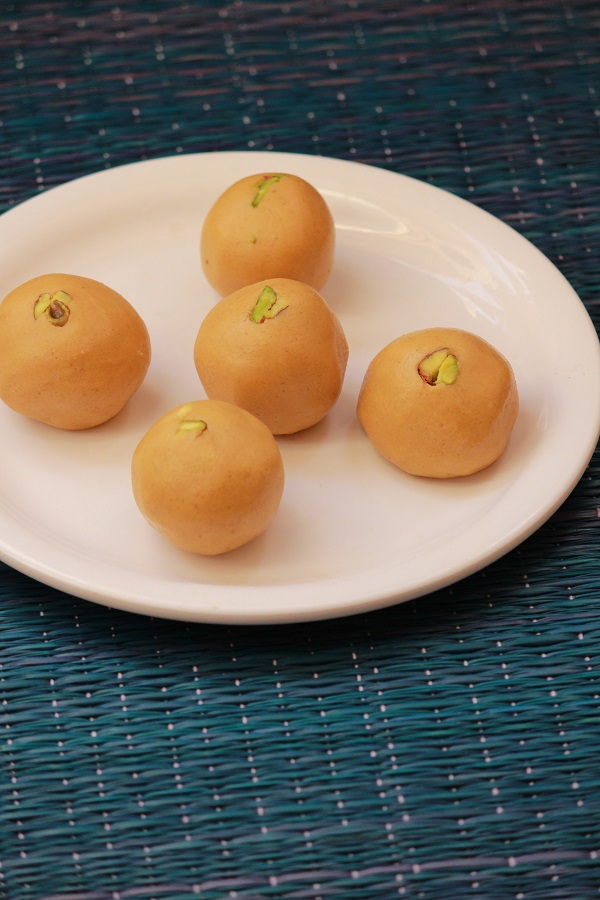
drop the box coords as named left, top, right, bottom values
left=193, top=277, right=349, bottom=435
left=131, top=399, right=285, bottom=555
left=0, top=273, right=151, bottom=430
left=200, top=172, right=335, bottom=296
left=357, top=327, right=519, bottom=478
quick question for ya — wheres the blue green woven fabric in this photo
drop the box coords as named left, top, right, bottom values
left=1, top=1, right=600, bottom=898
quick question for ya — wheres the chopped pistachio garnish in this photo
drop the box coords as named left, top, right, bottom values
left=175, top=404, right=208, bottom=435
left=33, top=290, right=71, bottom=326
left=249, top=285, right=289, bottom=324
left=251, top=173, right=286, bottom=208
left=418, top=348, right=459, bottom=385
left=178, top=418, right=207, bottom=436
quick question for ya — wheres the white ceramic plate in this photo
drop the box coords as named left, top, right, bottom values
left=1, top=151, right=599, bottom=624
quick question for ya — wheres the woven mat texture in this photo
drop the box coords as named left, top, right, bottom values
left=1, top=1, right=600, bottom=898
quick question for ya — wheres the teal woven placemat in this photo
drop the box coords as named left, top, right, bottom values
left=1, top=1, right=600, bottom=898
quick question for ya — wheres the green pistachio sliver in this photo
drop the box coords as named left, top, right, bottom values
left=251, top=174, right=286, bottom=208
left=437, top=353, right=459, bottom=385
left=418, top=348, right=459, bottom=385
left=249, top=285, right=289, bottom=324
left=33, top=290, right=71, bottom=326
left=178, top=418, right=207, bottom=436
left=33, top=292, right=52, bottom=319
